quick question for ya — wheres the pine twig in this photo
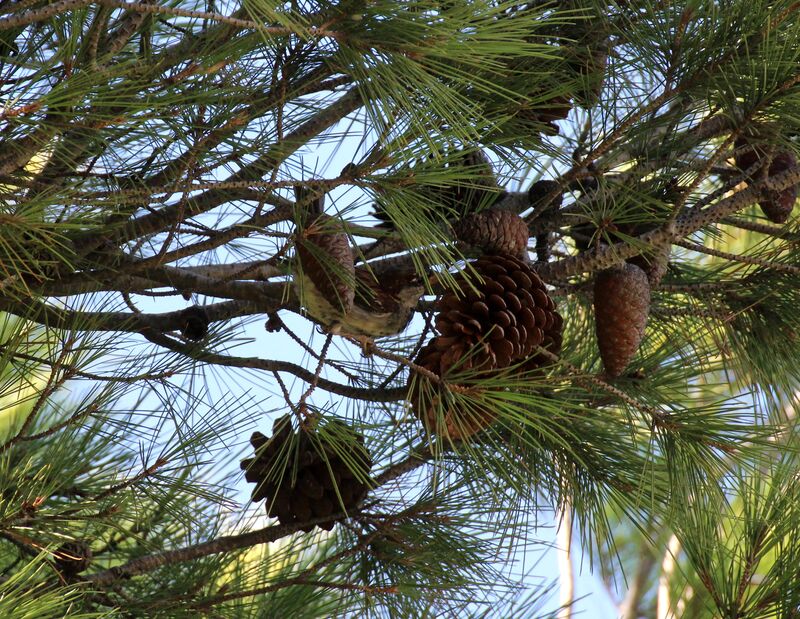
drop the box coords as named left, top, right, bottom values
left=674, top=239, right=800, bottom=275
left=539, top=164, right=800, bottom=281
left=297, top=334, right=333, bottom=411
left=0, top=342, right=76, bottom=452
left=533, top=347, right=669, bottom=429
left=84, top=510, right=360, bottom=586
left=0, top=0, right=94, bottom=30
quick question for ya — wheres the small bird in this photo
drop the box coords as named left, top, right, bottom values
left=293, top=186, right=355, bottom=330
left=345, top=261, right=424, bottom=337
left=293, top=187, right=423, bottom=338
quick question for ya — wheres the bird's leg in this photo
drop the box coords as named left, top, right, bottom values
left=351, top=334, right=376, bottom=357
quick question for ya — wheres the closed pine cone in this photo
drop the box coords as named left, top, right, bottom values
left=452, top=207, right=530, bottom=259
left=759, top=151, right=798, bottom=223
left=594, top=263, right=651, bottom=378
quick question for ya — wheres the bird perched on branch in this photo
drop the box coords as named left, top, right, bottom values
left=292, top=186, right=423, bottom=338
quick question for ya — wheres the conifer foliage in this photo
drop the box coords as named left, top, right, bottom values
left=2, top=0, right=800, bottom=617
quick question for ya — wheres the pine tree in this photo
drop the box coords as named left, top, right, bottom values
left=1, top=0, right=800, bottom=617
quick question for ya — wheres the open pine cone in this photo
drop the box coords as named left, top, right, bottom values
left=240, top=415, right=372, bottom=532
left=429, top=254, right=561, bottom=373
left=408, top=254, right=562, bottom=438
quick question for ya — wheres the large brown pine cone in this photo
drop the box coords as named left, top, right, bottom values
left=452, top=208, right=530, bottom=259
left=431, top=254, right=560, bottom=373
left=517, top=94, right=572, bottom=125
left=240, top=416, right=372, bottom=532
left=295, top=213, right=356, bottom=323
left=408, top=254, right=562, bottom=438
left=734, top=135, right=772, bottom=177
left=528, top=179, right=563, bottom=212
left=594, top=263, right=651, bottom=378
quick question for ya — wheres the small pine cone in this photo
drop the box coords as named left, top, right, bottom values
left=528, top=180, right=563, bottom=212
left=295, top=213, right=356, bottom=320
left=54, top=541, right=92, bottom=578
left=265, top=312, right=283, bottom=332
left=448, top=149, right=502, bottom=214
left=594, top=263, right=651, bottom=378
left=240, top=415, right=372, bottom=531
left=759, top=151, right=798, bottom=223
left=734, top=136, right=769, bottom=177
left=179, top=305, right=209, bottom=341
left=528, top=94, right=572, bottom=123
left=760, top=184, right=798, bottom=223
left=735, top=138, right=798, bottom=223
left=453, top=208, right=530, bottom=259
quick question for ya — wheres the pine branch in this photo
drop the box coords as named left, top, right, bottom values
left=674, top=239, right=800, bottom=274
left=539, top=165, right=800, bottom=281
left=0, top=0, right=93, bottom=30
left=99, top=88, right=363, bottom=251
left=95, top=0, right=281, bottom=33
left=83, top=517, right=348, bottom=586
